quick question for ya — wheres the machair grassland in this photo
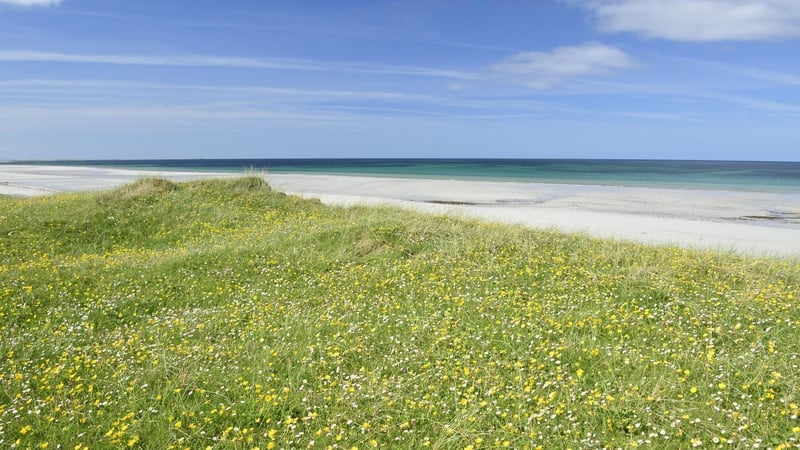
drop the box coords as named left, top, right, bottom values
left=1, top=177, right=799, bottom=449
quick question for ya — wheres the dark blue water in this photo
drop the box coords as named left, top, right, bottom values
left=8, top=159, right=800, bottom=193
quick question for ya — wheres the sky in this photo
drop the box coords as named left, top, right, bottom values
left=1, top=0, right=800, bottom=161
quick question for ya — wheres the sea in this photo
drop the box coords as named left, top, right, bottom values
left=8, top=159, right=800, bottom=193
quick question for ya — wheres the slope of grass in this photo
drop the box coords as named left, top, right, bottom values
left=1, top=177, right=799, bottom=449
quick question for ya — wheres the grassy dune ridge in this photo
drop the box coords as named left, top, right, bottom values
left=1, top=176, right=799, bottom=449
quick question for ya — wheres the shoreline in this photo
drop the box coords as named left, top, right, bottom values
left=9, top=159, right=800, bottom=195
left=2, top=164, right=799, bottom=257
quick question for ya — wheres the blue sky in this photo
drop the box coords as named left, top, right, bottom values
left=1, top=0, right=800, bottom=161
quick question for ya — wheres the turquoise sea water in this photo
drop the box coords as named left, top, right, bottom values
left=8, top=159, right=800, bottom=193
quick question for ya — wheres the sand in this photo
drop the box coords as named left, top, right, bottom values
left=2, top=164, right=799, bottom=257
left=0, top=164, right=238, bottom=194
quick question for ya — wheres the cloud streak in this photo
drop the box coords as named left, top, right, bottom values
left=0, top=78, right=500, bottom=122
left=0, top=0, right=61, bottom=6
left=489, top=42, right=637, bottom=89
left=577, top=0, right=800, bottom=41
left=577, top=77, right=800, bottom=115
left=0, top=79, right=430, bottom=101
left=685, top=58, right=800, bottom=87
left=0, top=50, right=478, bottom=80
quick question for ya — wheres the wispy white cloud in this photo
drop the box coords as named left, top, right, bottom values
left=575, top=0, right=800, bottom=41
left=682, top=58, right=800, bottom=86
left=0, top=0, right=61, bottom=7
left=578, top=78, right=800, bottom=114
left=0, top=79, right=431, bottom=101
left=489, top=42, right=637, bottom=89
left=0, top=76, right=757, bottom=132
left=0, top=50, right=479, bottom=80
left=0, top=78, right=617, bottom=123
left=0, top=102, right=709, bottom=126
left=701, top=92, right=800, bottom=113
left=0, top=105, right=366, bottom=124
left=0, top=50, right=332, bottom=70
left=0, top=78, right=494, bottom=122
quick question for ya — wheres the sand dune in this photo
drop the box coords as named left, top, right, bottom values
left=2, top=165, right=799, bottom=257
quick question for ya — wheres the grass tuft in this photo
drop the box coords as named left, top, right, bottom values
left=226, top=175, right=271, bottom=192
left=97, top=176, right=179, bottom=202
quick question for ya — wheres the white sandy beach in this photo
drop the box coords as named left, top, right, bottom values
left=2, top=164, right=799, bottom=257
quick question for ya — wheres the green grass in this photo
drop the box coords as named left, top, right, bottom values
left=1, top=176, right=799, bottom=449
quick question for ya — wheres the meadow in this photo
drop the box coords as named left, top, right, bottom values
left=1, top=176, right=799, bottom=449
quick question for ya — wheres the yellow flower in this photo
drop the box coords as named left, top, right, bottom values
left=20, top=425, right=32, bottom=435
